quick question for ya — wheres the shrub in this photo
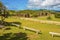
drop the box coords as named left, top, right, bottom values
left=55, top=13, right=60, bottom=18
left=47, top=16, right=52, bottom=20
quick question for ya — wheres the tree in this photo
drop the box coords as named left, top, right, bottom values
left=0, top=1, right=9, bottom=24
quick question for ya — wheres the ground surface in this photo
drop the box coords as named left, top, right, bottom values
left=0, top=16, right=60, bottom=40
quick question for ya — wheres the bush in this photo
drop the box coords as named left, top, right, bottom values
left=32, top=13, right=38, bottom=17
left=55, top=13, right=60, bottom=18
left=47, top=16, right=52, bottom=20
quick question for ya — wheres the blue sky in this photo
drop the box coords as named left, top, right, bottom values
left=0, top=0, right=60, bottom=10
left=0, top=0, right=28, bottom=10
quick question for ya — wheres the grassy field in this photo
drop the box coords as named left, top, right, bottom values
left=33, top=14, right=60, bottom=22
left=0, top=17, right=60, bottom=40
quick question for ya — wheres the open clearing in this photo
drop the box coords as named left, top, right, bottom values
left=0, top=17, right=60, bottom=40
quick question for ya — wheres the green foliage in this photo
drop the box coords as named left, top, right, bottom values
left=31, top=13, right=38, bottom=17
left=0, top=1, right=10, bottom=21
left=17, top=9, right=59, bottom=18
left=16, top=10, right=52, bottom=17
left=55, top=13, right=60, bottom=18
left=47, top=16, right=52, bottom=20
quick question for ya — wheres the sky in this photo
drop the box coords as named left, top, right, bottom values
left=0, top=0, right=60, bottom=11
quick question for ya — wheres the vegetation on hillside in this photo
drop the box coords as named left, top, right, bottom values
left=8, top=9, right=60, bottom=18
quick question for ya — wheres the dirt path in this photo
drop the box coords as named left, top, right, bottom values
left=20, top=18, right=60, bottom=25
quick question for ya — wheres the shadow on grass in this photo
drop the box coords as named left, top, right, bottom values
left=4, top=27, right=11, bottom=30
left=10, top=32, right=28, bottom=40
left=53, top=35, right=60, bottom=37
left=0, top=33, right=12, bottom=40
left=0, top=20, right=21, bottom=27
left=0, top=32, right=28, bottom=40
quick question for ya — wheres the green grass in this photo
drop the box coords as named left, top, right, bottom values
left=0, top=16, right=60, bottom=40
left=36, top=17, right=60, bottom=22
left=33, top=14, right=60, bottom=22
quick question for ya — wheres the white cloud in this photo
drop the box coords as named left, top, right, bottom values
left=53, top=5, right=60, bottom=9
left=27, top=0, right=42, bottom=8
left=41, top=0, right=60, bottom=7
left=27, top=0, right=60, bottom=10
left=41, top=0, right=55, bottom=6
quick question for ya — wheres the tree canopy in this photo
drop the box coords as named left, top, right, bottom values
left=0, top=1, right=9, bottom=22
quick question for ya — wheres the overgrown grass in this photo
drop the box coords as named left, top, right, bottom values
left=0, top=16, right=60, bottom=40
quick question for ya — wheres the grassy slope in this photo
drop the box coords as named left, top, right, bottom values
left=0, top=17, right=60, bottom=40
left=33, top=14, right=60, bottom=22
